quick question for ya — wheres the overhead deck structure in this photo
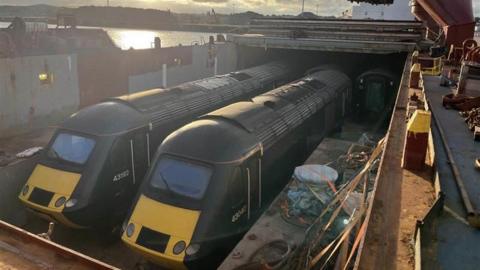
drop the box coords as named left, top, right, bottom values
left=410, top=0, right=475, bottom=46
left=222, top=16, right=429, bottom=270
left=227, top=18, right=425, bottom=54
left=350, top=0, right=476, bottom=46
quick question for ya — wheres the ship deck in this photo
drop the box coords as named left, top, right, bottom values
left=420, top=76, right=480, bottom=269
left=360, top=74, right=480, bottom=270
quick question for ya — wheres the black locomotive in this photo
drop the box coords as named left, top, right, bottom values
left=353, top=68, right=398, bottom=127
left=122, top=69, right=352, bottom=269
left=19, top=62, right=298, bottom=229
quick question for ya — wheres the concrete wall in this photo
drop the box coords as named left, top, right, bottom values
left=0, top=43, right=238, bottom=139
left=128, top=42, right=237, bottom=92
left=352, top=0, right=414, bottom=20
left=77, top=49, right=128, bottom=107
left=0, top=54, right=79, bottom=138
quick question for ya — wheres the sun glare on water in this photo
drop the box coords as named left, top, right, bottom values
left=109, top=30, right=158, bottom=50
left=105, top=28, right=217, bottom=49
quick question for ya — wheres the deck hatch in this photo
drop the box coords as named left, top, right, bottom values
left=29, top=187, right=54, bottom=206
left=136, top=226, right=170, bottom=253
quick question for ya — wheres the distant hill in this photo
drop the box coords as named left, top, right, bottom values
left=0, top=4, right=337, bottom=30
left=220, top=11, right=264, bottom=25
left=347, top=0, right=394, bottom=3
left=0, top=5, right=266, bottom=28
left=297, top=12, right=320, bottom=19
left=70, top=6, right=177, bottom=28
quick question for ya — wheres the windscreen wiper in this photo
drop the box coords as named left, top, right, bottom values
left=48, top=148, right=60, bottom=160
left=159, top=171, right=174, bottom=196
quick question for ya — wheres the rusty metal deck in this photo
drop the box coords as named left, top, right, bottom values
left=0, top=220, right=118, bottom=270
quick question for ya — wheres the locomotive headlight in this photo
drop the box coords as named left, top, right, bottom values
left=55, top=196, right=66, bottom=207
left=126, top=223, right=135, bottom=237
left=185, top=243, right=200, bottom=256
left=21, top=185, right=29, bottom=196
left=65, top=198, right=77, bottom=208
left=173, top=241, right=186, bottom=255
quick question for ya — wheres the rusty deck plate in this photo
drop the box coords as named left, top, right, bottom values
left=0, top=220, right=118, bottom=270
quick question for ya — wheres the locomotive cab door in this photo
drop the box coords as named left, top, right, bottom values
left=130, top=129, right=149, bottom=188
left=243, top=150, right=262, bottom=220
left=107, top=135, right=132, bottom=222
left=109, top=129, right=148, bottom=204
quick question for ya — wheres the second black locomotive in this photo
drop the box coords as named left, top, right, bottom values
left=122, top=69, right=352, bottom=269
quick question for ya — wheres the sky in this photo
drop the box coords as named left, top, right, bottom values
left=0, top=0, right=479, bottom=17
left=0, top=0, right=353, bottom=15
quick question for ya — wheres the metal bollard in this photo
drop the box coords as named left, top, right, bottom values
left=402, top=110, right=431, bottom=170
left=409, top=63, right=421, bottom=89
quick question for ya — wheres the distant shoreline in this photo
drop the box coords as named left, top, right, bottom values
left=0, top=17, right=244, bottom=34
left=80, top=22, right=245, bottom=34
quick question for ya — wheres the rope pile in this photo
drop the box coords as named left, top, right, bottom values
left=285, top=138, right=385, bottom=270
left=460, top=107, right=480, bottom=131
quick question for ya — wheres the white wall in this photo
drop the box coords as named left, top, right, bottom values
left=0, top=43, right=238, bottom=138
left=352, top=0, right=414, bottom=20
left=128, top=42, right=238, bottom=92
left=0, top=54, right=79, bottom=138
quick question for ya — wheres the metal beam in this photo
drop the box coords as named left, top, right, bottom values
left=249, top=29, right=423, bottom=42
left=249, top=18, right=425, bottom=32
left=227, top=34, right=417, bottom=54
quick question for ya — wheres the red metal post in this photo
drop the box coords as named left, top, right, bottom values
left=414, top=0, right=475, bottom=46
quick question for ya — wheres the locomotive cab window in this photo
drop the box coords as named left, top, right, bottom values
left=150, top=157, right=212, bottom=200
left=47, top=133, right=95, bottom=165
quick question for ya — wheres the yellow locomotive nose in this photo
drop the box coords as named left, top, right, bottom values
left=18, top=164, right=83, bottom=228
left=122, top=195, right=200, bottom=269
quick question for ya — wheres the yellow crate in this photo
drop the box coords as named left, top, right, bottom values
left=418, top=56, right=444, bottom=76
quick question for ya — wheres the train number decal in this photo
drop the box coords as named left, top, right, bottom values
left=113, top=170, right=130, bottom=182
left=232, top=205, right=247, bottom=223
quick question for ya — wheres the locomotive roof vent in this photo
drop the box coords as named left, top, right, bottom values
left=229, top=72, right=252, bottom=81
left=170, top=87, right=182, bottom=93
left=303, top=79, right=326, bottom=89
left=263, top=100, right=276, bottom=109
